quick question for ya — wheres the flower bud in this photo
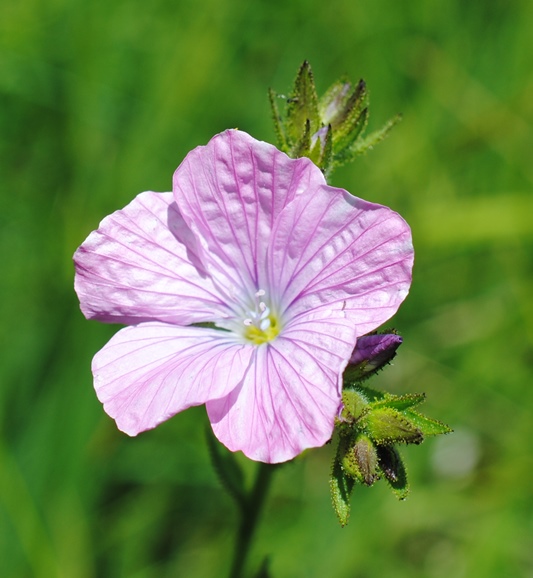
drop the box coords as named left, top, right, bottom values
left=344, top=333, right=403, bottom=382
left=362, top=407, right=424, bottom=445
left=341, top=433, right=380, bottom=486
left=269, top=61, right=401, bottom=177
left=376, top=445, right=409, bottom=499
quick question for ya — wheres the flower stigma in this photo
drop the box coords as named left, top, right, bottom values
left=243, top=290, right=280, bottom=345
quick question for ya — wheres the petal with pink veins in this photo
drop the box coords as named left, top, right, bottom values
left=93, top=322, right=253, bottom=436
left=173, top=129, right=326, bottom=294
left=207, top=308, right=357, bottom=463
left=267, top=185, right=414, bottom=336
left=74, top=191, right=229, bottom=325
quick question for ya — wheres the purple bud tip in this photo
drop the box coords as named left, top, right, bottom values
left=348, top=333, right=403, bottom=372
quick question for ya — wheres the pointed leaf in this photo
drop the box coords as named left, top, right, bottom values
left=309, top=126, right=326, bottom=165
left=348, top=113, right=402, bottom=157
left=343, top=383, right=388, bottom=404
left=290, top=118, right=312, bottom=159
left=268, top=88, right=288, bottom=151
left=206, top=429, right=246, bottom=508
left=403, top=410, right=453, bottom=437
left=333, top=106, right=369, bottom=155
left=330, top=448, right=355, bottom=527
left=341, top=388, right=369, bottom=421
left=319, top=124, right=334, bottom=177
left=333, top=79, right=368, bottom=141
left=362, top=407, right=424, bottom=445
left=286, top=61, right=320, bottom=143
left=373, top=393, right=426, bottom=412
left=377, top=445, right=409, bottom=500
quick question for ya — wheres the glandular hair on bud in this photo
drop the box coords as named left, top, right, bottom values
left=363, top=407, right=424, bottom=445
left=353, top=434, right=380, bottom=486
left=344, top=333, right=403, bottom=382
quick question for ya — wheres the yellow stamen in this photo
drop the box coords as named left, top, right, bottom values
left=244, top=315, right=280, bottom=344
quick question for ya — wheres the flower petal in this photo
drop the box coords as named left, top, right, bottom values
left=172, top=129, right=326, bottom=296
left=206, top=309, right=357, bottom=463
left=93, top=322, right=253, bottom=435
left=268, top=185, right=414, bottom=336
left=74, top=191, right=228, bottom=325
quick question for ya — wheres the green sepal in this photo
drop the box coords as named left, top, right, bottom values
left=340, top=387, right=370, bottom=421
left=343, top=433, right=380, bottom=486
left=343, top=382, right=388, bottom=403
left=331, top=78, right=368, bottom=147
left=361, top=407, right=424, bottom=445
left=330, top=441, right=355, bottom=527
left=335, top=79, right=367, bottom=131
left=291, top=118, right=312, bottom=159
left=269, top=62, right=402, bottom=177
left=319, top=124, right=334, bottom=178
left=286, top=61, right=320, bottom=144
left=377, top=445, right=409, bottom=500
left=402, top=410, right=453, bottom=437
left=334, top=106, right=368, bottom=153
left=268, top=88, right=288, bottom=152
left=206, top=429, right=246, bottom=508
left=340, top=113, right=402, bottom=163
left=373, top=392, right=426, bottom=412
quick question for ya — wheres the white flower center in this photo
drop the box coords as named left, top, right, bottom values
left=242, top=290, right=280, bottom=344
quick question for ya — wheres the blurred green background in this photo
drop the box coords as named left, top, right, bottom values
left=1, top=0, right=532, bottom=576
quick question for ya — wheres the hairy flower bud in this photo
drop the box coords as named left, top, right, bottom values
left=344, top=333, right=403, bottom=382
left=269, top=61, right=401, bottom=177
left=340, top=433, right=379, bottom=486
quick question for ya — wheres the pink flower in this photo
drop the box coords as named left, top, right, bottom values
left=74, top=130, right=413, bottom=463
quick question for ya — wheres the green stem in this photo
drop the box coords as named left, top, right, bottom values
left=229, top=462, right=276, bottom=578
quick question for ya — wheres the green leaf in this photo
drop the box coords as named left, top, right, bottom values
left=336, top=79, right=367, bottom=128
left=340, top=388, right=369, bottom=421
left=268, top=88, right=288, bottom=151
left=362, top=407, right=424, bottom=445
left=347, top=113, right=402, bottom=157
left=373, top=393, right=426, bottom=412
left=319, top=124, right=334, bottom=177
left=377, top=445, right=409, bottom=500
left=206, top=429, right=246, bottom=508
left=309, top=126, right=324, bottom=165
left=344, top=383, right=388, bottom=403
left=330, top=449, right=355, bottom=527
left=290, top=118, right=312, bottom=159
left=403, top=410, right=453, bottom=437
left=332, top=107, right=368, bottom=158
left=286, top=61, right=320, bottom=144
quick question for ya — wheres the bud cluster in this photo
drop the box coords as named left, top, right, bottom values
left=269, top=61, right=401, bottom=177
left=330, top=334, right=452, bottom=526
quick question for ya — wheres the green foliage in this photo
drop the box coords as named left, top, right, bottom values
left=331, top=384, right=452, bottom=525
left=269, top=61, right=400, bottom=176
left=1, top=0, right=533, bottom=575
